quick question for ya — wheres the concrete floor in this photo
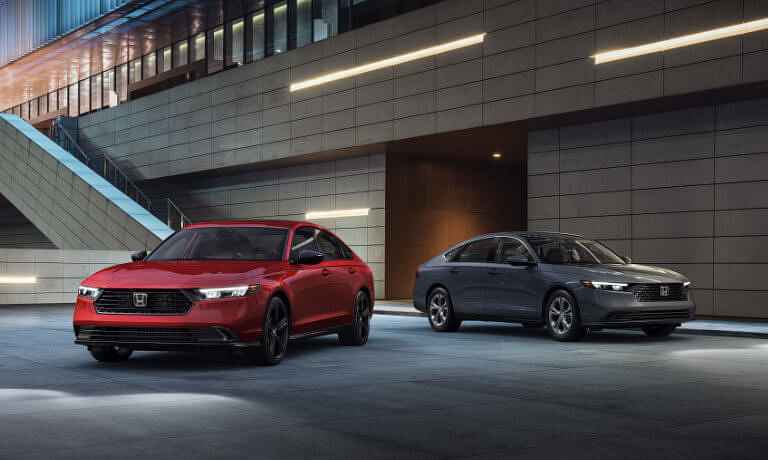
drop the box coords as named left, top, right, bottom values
left=1, top=305, right=767, bottom=459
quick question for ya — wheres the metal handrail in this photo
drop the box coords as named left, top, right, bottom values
left=49, top=117, right=192, bottom=230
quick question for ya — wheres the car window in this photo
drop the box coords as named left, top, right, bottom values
left=316, top=230, right=348, bottom=260
left=456, top=238, right=495, bottom=263
left=523, top=234, right=625, bottom=265
left=290, top=227, right=320, bottom=260
left=147, top=227, right=287, bottom=261
left=496, top=238, right=533, bottom=263
left=444, top=245, right=464, bottom=261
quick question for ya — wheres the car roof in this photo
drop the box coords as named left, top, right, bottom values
left=468, top=231, right=586, bottom=240
left=182, top=220, right=316, bottom=230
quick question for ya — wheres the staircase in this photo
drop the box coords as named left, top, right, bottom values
left=0, top=113, right=177, bottom=250
left=50, top=117, right=191, bottom=231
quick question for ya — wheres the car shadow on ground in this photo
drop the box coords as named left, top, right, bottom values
left=453, top=322, right=692, bottom=344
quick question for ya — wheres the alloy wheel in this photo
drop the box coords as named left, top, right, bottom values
left=548, top=296, right=573, bottom=335
left=429, top=292, right=449, bottom=327
left=355, top=293, right=371, bottom=341
left=265, top=302, right=289, bottom=359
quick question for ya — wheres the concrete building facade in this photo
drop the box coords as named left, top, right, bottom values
left=1, top=0, right=767, bottom=317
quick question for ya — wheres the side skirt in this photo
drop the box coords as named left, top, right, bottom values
left=289, top=324, right=352, bottom=341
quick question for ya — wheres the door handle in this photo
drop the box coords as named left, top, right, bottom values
left=488, top=270, right=500, bottom=275
left=449, top=269, right=460, bottom=274
left=347, top=267, right=356, bottom=274
left=321, top=269, right=332, bottom=276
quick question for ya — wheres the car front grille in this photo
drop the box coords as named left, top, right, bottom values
left=94, top=289, right=194, bottom=315
left=629, top=283, right=688, bottom=302
left=76, top=326, right=230, bottom=344
left=609, top=309, right=692, bottom=322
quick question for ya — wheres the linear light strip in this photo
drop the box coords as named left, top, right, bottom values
left=290, top=33, right=486, bottom=91
left=306, top=208, right=370, bottom=219
left=0, top=276, right=37, bottom=284
left=594, top=17, right=768, bottom=64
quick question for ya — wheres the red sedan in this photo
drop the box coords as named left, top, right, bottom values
left=73, top=221, right=374, bottom=365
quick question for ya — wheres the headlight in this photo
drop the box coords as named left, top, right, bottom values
left=683, top=281, right=691, bottom=287
left=581, top=281, right=629, bottom=291
left=78, top=285, right=103, bottom=299
left=193, top=284, right=259, bottom=300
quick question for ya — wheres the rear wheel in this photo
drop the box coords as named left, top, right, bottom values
left=339, top=291, right=371, bottom=346
left=641, top=324, right=677, bottom=337
left=427, top=287, right=461, bottom=332
left=256, top=297, right=290, bottom=365
left=89, top=345, right=132, bottom=362
left=545, top=290, right=586, bottom=342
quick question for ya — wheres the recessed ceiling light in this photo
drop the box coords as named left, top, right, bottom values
left=492, top=153, right=502, bottom=159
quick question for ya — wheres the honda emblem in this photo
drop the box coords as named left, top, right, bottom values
left=133, top=292, right=148, bottom=307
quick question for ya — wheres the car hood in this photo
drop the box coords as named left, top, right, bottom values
left=82, top=260, right=285, bottom=289
left=550, top=263, right=688, bottom=284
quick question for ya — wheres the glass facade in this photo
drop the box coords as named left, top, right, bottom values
left=4, top=0, right=445, bottom=119
left=271, top=1, right=288, bottom=55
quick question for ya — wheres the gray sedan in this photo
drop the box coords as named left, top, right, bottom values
left=413, top=232, right=696, bottom=341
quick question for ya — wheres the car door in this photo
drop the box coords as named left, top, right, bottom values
left=282, top=226, right=330, bottom=334
left=315, top=229, right=356, bottom=325
left=485, top=237, right=540, bottom=319
left=442, top=237, right=497, bottom=316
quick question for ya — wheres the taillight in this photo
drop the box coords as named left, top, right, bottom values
left=415, top=269, right=419, bottom=278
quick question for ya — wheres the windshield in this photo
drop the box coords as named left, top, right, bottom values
left=147, top=227, right=288, bottom=261
left=522, top=234, right=625, bottom=265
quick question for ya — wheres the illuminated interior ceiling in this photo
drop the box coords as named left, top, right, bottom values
left=0, top=0, right=264, bottom=111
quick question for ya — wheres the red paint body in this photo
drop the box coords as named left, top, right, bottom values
left=73, top=221, right=374, bottom=343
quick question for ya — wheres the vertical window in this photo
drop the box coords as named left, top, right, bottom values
left=227, top=19, right=244, bottom=66
left=30, top=98, right=38, bottom=119
left=48, top=91, right=57, bottom=112
left=271, top=1, right=288, bottom=55
left=116, top=64, right=128, bottom=102
left=58, top=88, right=67, bottom=110
left=296, top=0, right=312, bottom=47
left=208, top=25, right=224, bottom=73
left=129, top=58, right=142, bottom=84
left=68, top=83, right=78, bottom=117
left=13, top=105, right=20, bottom=117
left=143, top=52, right=156, bottom=79
left=91, top=74, right=102, bottom=110
left=79, top=79, right=90, bottom=115
left=21, top=102, right=29, bottom=120
left=173, top=40, right=188, bottom=67
left=191, top=33, right=205, bottom=62
left=103, top=69, right=116, bottom=107
left=315, top=0, right=339, bottom=41
left=248, top=11, right=265, bottom=61
left=160, top=46, right=172, bottom=73
left=39, top=95, right=48, bottom=115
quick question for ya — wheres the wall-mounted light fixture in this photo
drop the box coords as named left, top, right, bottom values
left=306, top=208, right=370, bottom=219
left=492, top=152, right=502, bottom=159
left=290, top=33, right=486, bottom=91
left=0, top=276, right=37, bottom=284
left=593, top=17, right=768, bottom=64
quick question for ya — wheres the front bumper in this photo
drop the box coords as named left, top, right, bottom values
left=577, top=287, right=696, bottom=327
left=73, top=291, right=268, bottom=349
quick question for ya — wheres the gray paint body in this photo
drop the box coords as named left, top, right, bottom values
left=413, top=232, right=695, bottom=327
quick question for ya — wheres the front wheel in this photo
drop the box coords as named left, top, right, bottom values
left=641, top=324, right=677, bottom=337
left=255, top=297, right=290, bottom=365
left=89, top=345, right=132, bottom=362
left=427, top=287, right=461, bottom=332
left=339, top=291, right=371, bottom=346
left=545, top=290, right=586, bottom=342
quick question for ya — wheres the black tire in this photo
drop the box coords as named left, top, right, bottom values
left=89, top=345, right=133, bottom=362
left=544, top=290, right=586, bottom=342
left=427, top=287, right=461, bottom=332
left=641, top=324, right=677, bottom=337
left=339, top=291, right=371, bottom=346
left=256, top=296, right=290, bottom=365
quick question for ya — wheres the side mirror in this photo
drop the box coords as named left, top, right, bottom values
left=131, top=250, right=147, bottom=262
left=621, top=255, right=632, bottom=264
left=506, top=255, right=535, bottom=266
left=291, top=250, right=324, bottom=265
